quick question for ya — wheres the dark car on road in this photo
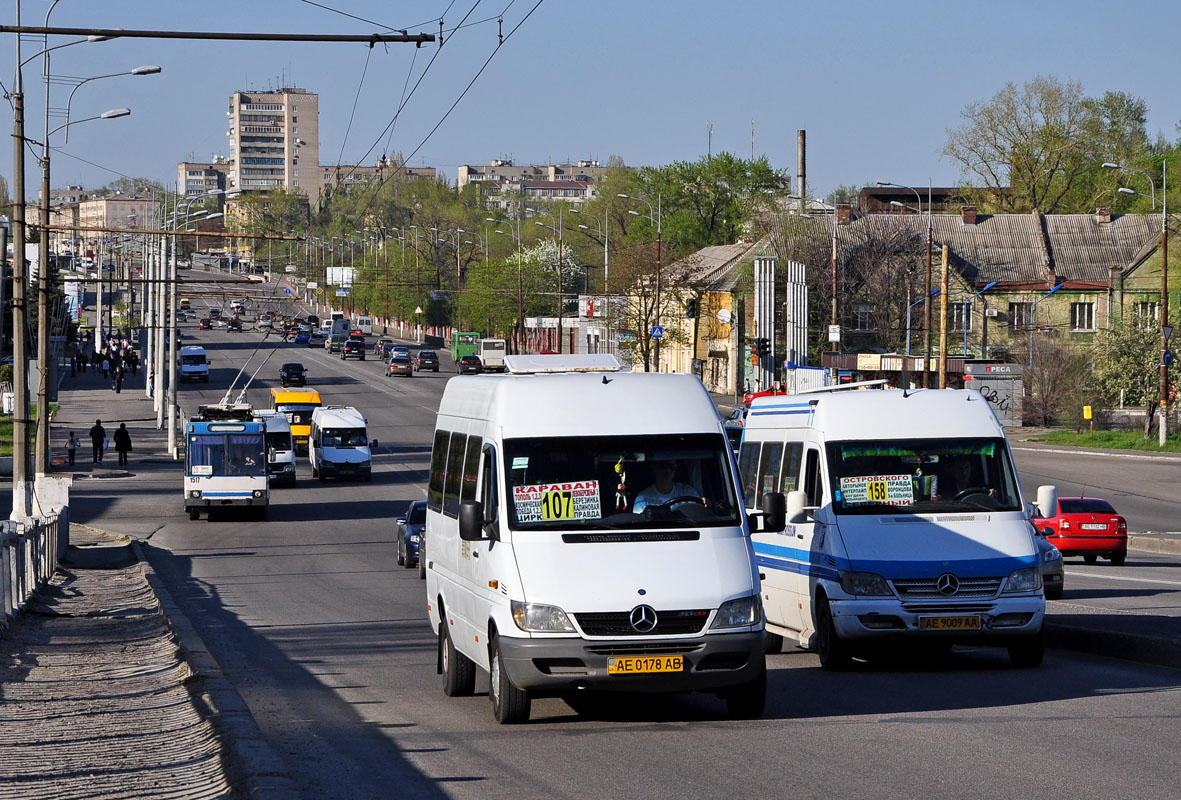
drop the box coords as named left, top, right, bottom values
left=341, top=339, right=366, bottom=360
left=415, top=350, right=439, bottom=372
left=279, top=362, right=307, bottom=387
left=306, top=314, right=319, bottom=329
left=396, top=500, right=427, bottom=577
left=456, top=354, right=482, bottom=374
left=226, top=318, right=243, bottom=332
left=198, top=318, right=212, bottom=330
left=386, top=355, right=414, bottom=377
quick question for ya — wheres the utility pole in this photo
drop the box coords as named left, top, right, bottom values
left=35, top=128, right=51, bottom=475
left=938, top=245, right=950, bottom=389
left=1160, top=161, right=1169, bottom=446
left=924, top=182, right=934, bottom=388
left=10, top=14, right=31, bottom=516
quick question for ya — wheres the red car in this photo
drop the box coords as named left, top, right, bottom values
left=1037, top=497, right=1128, bottom=565
left=198, top=318, right=212, bottom=330
left=743, top=387, right=788, bottom=406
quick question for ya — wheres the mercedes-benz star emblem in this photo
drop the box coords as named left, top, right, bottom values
left=936, top=573, right=960, bottom=596
left=629, top=604, right=658, bottom=633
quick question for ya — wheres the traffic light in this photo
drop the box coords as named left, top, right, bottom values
left=755, top=337, right=770, bottom=359
left=685, top=298, right=697, bottom=319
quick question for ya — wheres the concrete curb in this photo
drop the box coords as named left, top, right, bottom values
left=1127, top=535, right=1181, bottom=556
left=1045, top=621, right=1181, bottom=671
left=131, top=539, right=300, bottom=799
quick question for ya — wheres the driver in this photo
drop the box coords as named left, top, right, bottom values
left=940, top=458, right=974, bottom=498
left=633, top=461, right=702, bottom=513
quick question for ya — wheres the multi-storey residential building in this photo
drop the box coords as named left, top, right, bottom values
left=320, top=157, right=437, bottom=193
left=226, top=87, right=321, bottom=205
left=178, top=158, right=231, bottom=199
left=77, top=195, right=162, bottom=231
left=457, top=159, right=622, bottom=210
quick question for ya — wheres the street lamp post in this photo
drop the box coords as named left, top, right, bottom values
left=880, top=181, right=931, bottom=385
left=619, top=192, right=662, bottom=370
left=963, top=281, right=998, bottom=357
left=907, top=289, right=938, bottom=356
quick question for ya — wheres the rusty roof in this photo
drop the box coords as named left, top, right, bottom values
left=928, top=213, right=1050, bottom=286
left=1043, top=213, right=1159, bottom=283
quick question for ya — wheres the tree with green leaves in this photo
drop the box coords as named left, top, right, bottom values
left=1092, top=315, right=1161, bottom=436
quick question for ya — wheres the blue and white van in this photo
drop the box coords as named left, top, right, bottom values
left=741, top=388, right=1054, bottom=669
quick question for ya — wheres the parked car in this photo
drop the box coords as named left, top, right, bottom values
left=396, top=500, right=427, bottom=574
left=198, top=318, right=212, bottom=330
left=1038, top=496, right=1128, bottom=565
left=414, top=350, right=439, bottom=372
left=386, top=355, right=414, bottom=377
left=374, top=336, right=394, bottom=354
left=341, top=340, right=366, bottom=360
left=308, top=331, right=325, bottom=347
left=1034, top=525, right=1064, bottom=600
left=226, top=318, right=243, bottom=332
left=279, top=362, right=307, bottom=387
left=456, top=354, right=482, bottom=374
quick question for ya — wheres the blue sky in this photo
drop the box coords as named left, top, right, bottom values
left=4, top=0, right=1180, bottom=199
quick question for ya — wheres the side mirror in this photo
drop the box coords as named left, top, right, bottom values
left=786, top=489, right=808, bottom=524
left=267, top=448, right=276, bottom=462
left=1035, top=485, right=1058, bottom=520
left=760, top=492, right=786, bottom=533
left=312, top=440, right=320, bottom=449
left=396, top=518, right=406, bottom=525
left=370, top=439, right=379, bottom=449
left=459, top=500, right=485, bottom=541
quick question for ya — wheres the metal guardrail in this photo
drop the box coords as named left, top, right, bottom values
left=1, top=514, right=61, bottom=628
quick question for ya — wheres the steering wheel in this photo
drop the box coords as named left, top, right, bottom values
left=953, top=486, right=991, bottom=501
left=654, top=495, right=706, bottom=510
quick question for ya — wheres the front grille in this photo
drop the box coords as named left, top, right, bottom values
left=891, top=576, right=1002, bottom=598
left=585, top=642, right=705, bottom=656
left=574, top=609, right=710, bottom=637
left=901, top=603, right=994, bottom=614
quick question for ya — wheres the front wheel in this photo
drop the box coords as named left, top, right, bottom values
left=489, top=635, right=530, bottom=724
left=724, top=667, right=767, bottom=719
left=1008, top=628, right=1045, bottom=668
left=815, top=596, right=853, bottom=671
left=441, top=622, right=476, bottom=697
left=188, top=507, right=200, bottom=521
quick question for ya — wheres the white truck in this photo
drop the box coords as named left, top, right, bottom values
left=741, top=387, right=1053, bottom=669
left=426, top=354, right=769, bottom=724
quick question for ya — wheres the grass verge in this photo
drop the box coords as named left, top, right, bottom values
left=1029, top=429, right=1181, bottom=453
left=0, top=404, right=60, bottom=458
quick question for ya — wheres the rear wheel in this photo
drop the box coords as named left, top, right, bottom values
left=815, top=596, right=853, bottom=671
left=441, top=622, right=476, bottom=697
left=489, top=635, right=530, bottom=724
left=724, top=667, right=767, bottom=719
left=1109, top=552, right=1126, bottom=566
left=1083, top=554, right=1098, bottom=565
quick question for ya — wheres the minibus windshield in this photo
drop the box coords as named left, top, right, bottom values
left=181, top=355, right=206, bottom=366
left=266, top=432, right=291, bottom=452
left=504, top=433, right=740, bottom=530
left=321, top=428, right=368, bottom=447
left=826, top=437, right=1021, bottom=515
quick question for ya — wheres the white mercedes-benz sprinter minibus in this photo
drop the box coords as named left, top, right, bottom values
left=425, top=354, right=770, bottom=724
left=741, top=387, right=1054, bottom=669
left=258, top=410, right=297, bottom=487
left=309, top=406, right=376, bottom=482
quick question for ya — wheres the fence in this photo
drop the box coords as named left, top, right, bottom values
left=1, top=514, right=62, bottom=628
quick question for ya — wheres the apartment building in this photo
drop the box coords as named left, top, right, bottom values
left=77, top=196, right=162, bottom=231
left=178, top=158, right=231, bottom=199
left=226, top=87, right=321, bottom=205
left=457, top=159, right=622, bottom=209
left=320, top=157, right=437, bottom=193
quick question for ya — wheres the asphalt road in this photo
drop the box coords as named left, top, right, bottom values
left=60, top=284, right=1181, bottom=800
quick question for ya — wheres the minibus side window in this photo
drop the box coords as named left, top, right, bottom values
left=442, top=433, right=468, bottom=517
left=756, top=442, right=784, bottom=505
left=480, top=444, right=499, bottom=534
left=427, top=430, right=450, bottom=511
left=781, top=442, right=803, bottom=493
left=460, top=437, right=482, bottom=503
left=803, top=448, right=823, bottom=508
left=738, top=442, right=760, bottom=509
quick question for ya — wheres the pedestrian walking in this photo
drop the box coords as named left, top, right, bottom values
left=101, top=356, right=110, bottom=379
left=88, top=419, right=106, bottom=464
left=114, top=365, right=124, bottom=394
left=129, top=350, right=139, bottom=376
left=66, top=432, right=79, bottom=466
left=148, top=370, right=155, bottom=395
left=113, top=423, right=132, bottom=467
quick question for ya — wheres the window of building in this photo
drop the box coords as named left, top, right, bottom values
left=1135, top=301, right=1159, bottom=323
left=854, top=304, right=873, bottom=331
left=948, top=302, right=970, bottom=332
left=1071, top=302, right=1095, bottom=331
left=1008, top=302, right=1032, bottom=330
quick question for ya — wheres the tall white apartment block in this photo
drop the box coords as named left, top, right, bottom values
left=226, top=87, right=321, bottom=206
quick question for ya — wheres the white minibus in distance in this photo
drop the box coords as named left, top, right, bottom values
left=309, top=406, right=376, bottom=482
left=353, top=315, right=373, bottom=335
left=179, top=345, right=209, bottom=383
left=477, top=338, right=507, bottom=372
left=741, top=387, right=1054, bottom=669
left=258, top=410, right=297, bottom=487
left=425, top=354, right=771, bottom=724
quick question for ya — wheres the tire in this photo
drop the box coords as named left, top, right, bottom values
left=1083, top=554, right=1098, bottom=565
left=764, top=632, right=784, bottom=654
left=1008, top=628, right=1046, bottom=668
left=396, top=540, right=405, bottom=566
left=1045, top=587, right=1063, bottom=601
left=489, top=635, right=530, bottom=724
left=441, top=622, right=476, bottom=697
left=188, top=507, right=200, bottom=521
left=815, top=595, right=853, bottom=671
left=1109, top=552, right=1126, bottom=566
left=418, top=546, right=427, bottom=579
left=724, top=666, right=767, bottom=720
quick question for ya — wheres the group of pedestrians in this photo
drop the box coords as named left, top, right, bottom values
left=68, top=419, right=133, bottom=466
left=72, top=335, right=140, bottom=393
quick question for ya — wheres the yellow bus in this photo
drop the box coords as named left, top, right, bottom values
left=269, top=387, right=322, bottom=455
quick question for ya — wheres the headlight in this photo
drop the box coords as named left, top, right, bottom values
left=838, top=571, right=892, bottom=597
left=283, top=464, right=295, bottom=472
left=252, top=489, right=265, bottom=498
left=510, top=601, right=575, bottom=633
left=710, top=595, right=763, bottom=629
left=1003, top=566, right=1042, bottom=593
left=189, top=490, right=201, bottom=499
left=1043, top=547, right=1061, bottom=563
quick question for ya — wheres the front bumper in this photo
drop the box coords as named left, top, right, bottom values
left=830, top=596, right=1045, bottom=644
left=496, top=630, right=765, bottom=695
left=268, top=464, right=297, bottom=486
left=319, top=460, right=371, bottom=479
left=185, top=492, right=268, bottom=509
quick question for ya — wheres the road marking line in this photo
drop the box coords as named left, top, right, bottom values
left=1062, top=570, right=1181, bottom=587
